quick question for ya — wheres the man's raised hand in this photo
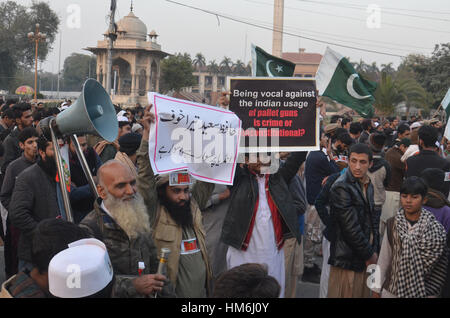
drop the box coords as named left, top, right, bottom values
left=142, top=104, right=155, bottom=141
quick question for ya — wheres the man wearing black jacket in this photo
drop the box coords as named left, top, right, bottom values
left=406, top=125, right=450, bottom=197
left=0, top=127, right=39, bottom=278
left=1, top=103, right=33, bottom=177
left=221, top=151, right=306, bottom=298
left=218, top=92, right=320, bottom=298
left=328, top=143, right=379, bottom=298
left=358, top=119, right=373, bottom=145
left=9, top=135, right=64, bottom=272
left=367, top=132, right=391, bottom=242
left=315, top=171, right=341, bottom=298
left=303, top=131, right=340, bottom=283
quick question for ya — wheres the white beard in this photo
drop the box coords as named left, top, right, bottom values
left=103, top=192, right=151, bottom=239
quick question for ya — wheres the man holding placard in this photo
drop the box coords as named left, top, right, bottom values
left=221, top=83, right=321, bottom=297
left=136, top=105, right=214, bottom=298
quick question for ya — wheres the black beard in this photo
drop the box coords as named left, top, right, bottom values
left=159, top=193, right=193, bottom=228
left=37, top=156, right=57, bottom=178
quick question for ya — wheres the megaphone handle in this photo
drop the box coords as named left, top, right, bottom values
left=49, top=120, right=74, bottom=223
left=70, top=135, right=99, bottom=198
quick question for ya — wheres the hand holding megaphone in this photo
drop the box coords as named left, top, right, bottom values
left=36, top=115, right=53, bottom=140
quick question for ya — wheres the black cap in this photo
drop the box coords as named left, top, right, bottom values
left=118, top=133, right=142, bottom=156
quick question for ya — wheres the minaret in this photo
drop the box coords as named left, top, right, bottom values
left=272, top=0, right=284, bottom=58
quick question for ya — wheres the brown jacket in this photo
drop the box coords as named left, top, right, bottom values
left=153, top=201, right=212, bottom=290
left=136, top=139, right=214, bottom=294
left=385, top=146, right=405, bottom=192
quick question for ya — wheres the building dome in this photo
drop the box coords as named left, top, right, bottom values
left=116, top=11, right=147, bottom=41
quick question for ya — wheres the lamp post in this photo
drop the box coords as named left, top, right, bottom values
left=28, top=24, right=46, bottom=103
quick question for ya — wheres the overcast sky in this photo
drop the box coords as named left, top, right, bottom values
left=13, top=0, right=450, bottom=73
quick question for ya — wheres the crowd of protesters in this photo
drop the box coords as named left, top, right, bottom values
left=0, top=94, right=448, bottom=298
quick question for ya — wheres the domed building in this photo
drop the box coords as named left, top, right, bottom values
left=85, top=8, right=169, bottom=107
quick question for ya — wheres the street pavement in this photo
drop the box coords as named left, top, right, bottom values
left=297, top=280, right=320, bottom=298
left=296, top=254, right=322, bottom=298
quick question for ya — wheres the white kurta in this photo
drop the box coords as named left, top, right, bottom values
left=226, top=175, right=285, bottom=298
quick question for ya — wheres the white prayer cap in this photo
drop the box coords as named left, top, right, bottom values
left=132, top=123, right=143, bottom=133
left=117, top=115, right=129, bottom=123
left=48, top=238, right=113, bottom=298
left=59, top=102, right=69, bottom=112
left=374, top=122, right=380, bottom=127
left=117, top=110, right=126, bottom=117
left=411, top=122, right=422, bottom=129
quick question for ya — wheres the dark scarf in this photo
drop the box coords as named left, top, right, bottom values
left=425, top=189, right=450, bottom=209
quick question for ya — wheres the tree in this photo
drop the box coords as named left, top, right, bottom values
left=396, top=77, right=428, bottom=118
left=39, top=71, right=59, bottom=91
left=62, top=53, right=97, bottom=91
left=350, top=59, right=380, bottom=82
left=406, top=43, right=450, bottom=108
left=160, top=53, right=195, bottom=93
left=0, top=1, right=59, bottom=90
left=192, top=53, right=206, bottom=71
left=207, top=60, right=220, bottom=75
left=246, top=61, right=252, bottom=75
left=352, top=59, right=370, bottom=74
left=8, top=67, right=35, bottom=94
left=233, top=60, right=248, bottom=75
left=374, top=72, right=428, bottom=117
left=381, top=63, right=395, bottom=76
left=374, top=72, right=401, bottom=115
left=219, top=56, right=233, bottom=75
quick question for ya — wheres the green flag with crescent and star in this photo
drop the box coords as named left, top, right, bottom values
left=316, top=47, right=377, bottom=118
left=251, top=44, right=295, bottom=77
left=440, top=88, right=450, bottom=120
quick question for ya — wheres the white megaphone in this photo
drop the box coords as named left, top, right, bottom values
left=53, top=78, right=118, bottom=141
left=39, top=79, right=119, bottom=223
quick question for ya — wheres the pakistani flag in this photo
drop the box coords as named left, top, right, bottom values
left=251, top=44, right=295, bottom=77
left=441, top=88, right=450, bottom=119
left=316, top=47, right=377, bottom=118
left=442, top=88, right=450, bottom=140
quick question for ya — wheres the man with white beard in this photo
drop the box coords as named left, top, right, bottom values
left=79, top=160, right=174, bottom=298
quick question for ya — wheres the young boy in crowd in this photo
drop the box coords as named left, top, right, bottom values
left=372, top=176, right=448, bottom=298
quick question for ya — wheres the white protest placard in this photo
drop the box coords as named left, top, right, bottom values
left=147, top=92, right=242, bottom=185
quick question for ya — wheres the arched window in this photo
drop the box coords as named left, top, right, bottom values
left=112, top=57, right=131, bottom=95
